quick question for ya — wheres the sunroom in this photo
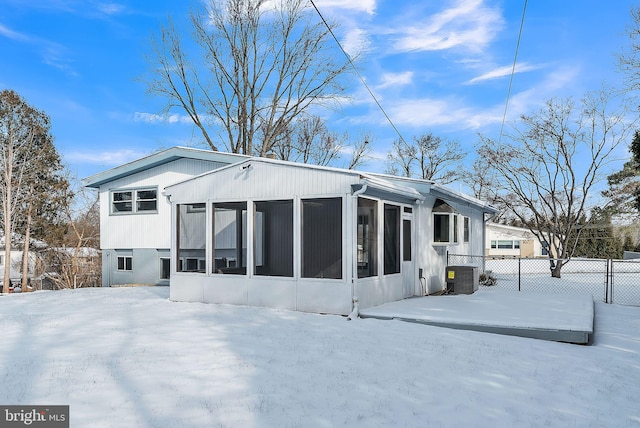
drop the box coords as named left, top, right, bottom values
left=164, top=158, right=425, bottom=315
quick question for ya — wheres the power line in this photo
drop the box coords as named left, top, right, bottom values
left=498, top=0, right=528, bottom=145
left=308, top=0, right=408, bottom=145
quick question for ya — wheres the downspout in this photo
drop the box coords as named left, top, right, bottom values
left=347, top=183, right=368, bottom=320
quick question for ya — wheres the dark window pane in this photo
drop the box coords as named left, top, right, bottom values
left=160, top=258, right=170, bottom=279
left=254, top=200, right=293, bottom=277
left=113, top=191, right=132, bottom=202
left=125, top=257, right=132, bottom=271
left=357, top=198, right=378, bottom=278
left=117, top=256, right=124, bottom=270
left=384, top=204, right=400, bottom=275
left=403, top=219, right=412, bottom=261
left=137, top=190, right=156, bottom=200
left=453, top=215, right=459, bottom=243
left=464, top=217, right=470, bottom=243
left=137, top=200, right=157, bottom=211
left=434, top=214, right=450, bottom=243
left=302, top=198, right=342, bottom=279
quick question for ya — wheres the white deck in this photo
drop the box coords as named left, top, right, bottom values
left=359, top=289, right=594, bottom=344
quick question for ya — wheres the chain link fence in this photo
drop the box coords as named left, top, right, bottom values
left=448, top=254, right=640, bottom=307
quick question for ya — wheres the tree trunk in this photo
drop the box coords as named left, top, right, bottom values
left=2, top=144, right=13, bottom=294
left=551, top=259, right=563, bottom=278
left=21, top=185, right=33, bottom=291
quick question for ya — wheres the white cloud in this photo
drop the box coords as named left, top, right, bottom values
left=96, top=2, right=126, bottom=16
left=65, top=149, right=146, bottom=166
left=0, top=23, right=29, bottom=42
left=341, top=28, right=370, bottom=59
left=466, top=63, right=540, bottom=84
left=315, top=0, right=376, bottom=15
left=377, top=71, right=414, bottom=89
left=391, top=0, right=503, bottom=53
left=133, top=112, right=193, bottom=125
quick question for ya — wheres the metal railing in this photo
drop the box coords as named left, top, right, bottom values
left=447, top=254, right=640, bottom=306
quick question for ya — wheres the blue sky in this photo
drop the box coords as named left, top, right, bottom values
left=0, top=0, right=637, bottom=183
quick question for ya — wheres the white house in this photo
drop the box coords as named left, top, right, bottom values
left=486, top=222, right=556, bottom=258
left=164, top=157, right=497, bottom=314
left=82, top=147, right=248, bottom=286
left=84, top=147, right=498, bottom=315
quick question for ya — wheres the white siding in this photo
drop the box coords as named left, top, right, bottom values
left=100, top=158, right=228, bottom=249
left=167, top=161, right=359, bottom=203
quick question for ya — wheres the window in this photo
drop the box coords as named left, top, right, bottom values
left=463, top=217, right=470, bottom=243
left=177, top=203, right=206, bottom=273
left=434, top=213, right=450, bottom=243
left=403, top=219, right=412, bottom=262
left=213, top=202, right=247, bottom=275
left=453, top=215, right=459, bottom=243
left=111, top=188, right=157, bottom=214
left=117, top=256, right=132, bottom=271
left=254, top=200, right=293, bottom=277
left=384, top=204, right=401, bottom=275
left=357, top=198, right=378, bottom=278
left=136, top=189, right=157, bottom=212
left=492, top=240, right=520, bottom=249
left=302, top=198, right=342, bottom=279
left=160, top=258, right=170, bottom=280
left=112, top=191, right=132, bottom=213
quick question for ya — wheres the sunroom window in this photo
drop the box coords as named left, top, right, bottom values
left=384, top=204, right=400, bottom=275
left=213, top=202, right=247, bottom=275
left=254, top=200, right=293, bottom=277
left=357, top=198, right=378, bottom=278
left=302, top=198, right=342, bottom=279
left=177, top=203, right=206, bottom=273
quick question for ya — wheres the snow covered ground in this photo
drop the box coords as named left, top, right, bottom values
left=1, top=287, right=639, bottom=427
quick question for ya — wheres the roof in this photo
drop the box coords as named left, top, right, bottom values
left=88, top=145, right=495, bottom=211
left=82, top=146, right=249, bottom=188
left=430, top=183, right=499, bottom=214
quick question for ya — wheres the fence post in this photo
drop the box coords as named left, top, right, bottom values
left=518, top=257, right=521, bottom=292
left=610, top=259, right=614, bottom=304
left=605, top=259, right=609, bottom=304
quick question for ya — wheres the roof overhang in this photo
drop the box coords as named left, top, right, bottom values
left=430, top=184, right=499, bottom=214
left=82, top=147, right=248, bottom=188
left=352, top=176, right=426, bottom=205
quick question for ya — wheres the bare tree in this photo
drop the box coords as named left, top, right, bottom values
left=477, top=91, right=633, bottom=277
left=42, top=183, right=100, bottom=289
left=386, top=133, right=466, bottom=184
left=619, top=6, right=640, bottom=93
left=143, top=0, right=351, bottom=156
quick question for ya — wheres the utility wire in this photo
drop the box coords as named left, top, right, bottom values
left=309, top=0, right=408, bottom=145
left=498, top=0, right=528, bottom=145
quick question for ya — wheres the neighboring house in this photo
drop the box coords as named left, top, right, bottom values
left=84, top=147, right=498, bottom=315
left=82, top=147, right=249, bottom=287
left=486, top=222, right=557, bottom=258
left=0, top=234, right=47, bottom=286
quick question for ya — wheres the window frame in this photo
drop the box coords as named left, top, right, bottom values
left=301, top=197, right=343, bottom=280
left=433, top=213, right=451, bottom=244
left=117, top=255, right=133, bottom=271
left=110, top=187, right=158, bottom=215
left=463, top=217, right=470, bottom=243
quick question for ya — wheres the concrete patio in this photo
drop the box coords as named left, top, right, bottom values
left=359, top=289, right=594, bottom=344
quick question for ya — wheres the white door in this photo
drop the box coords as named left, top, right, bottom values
left=401, top=214, right=414, bottom=298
